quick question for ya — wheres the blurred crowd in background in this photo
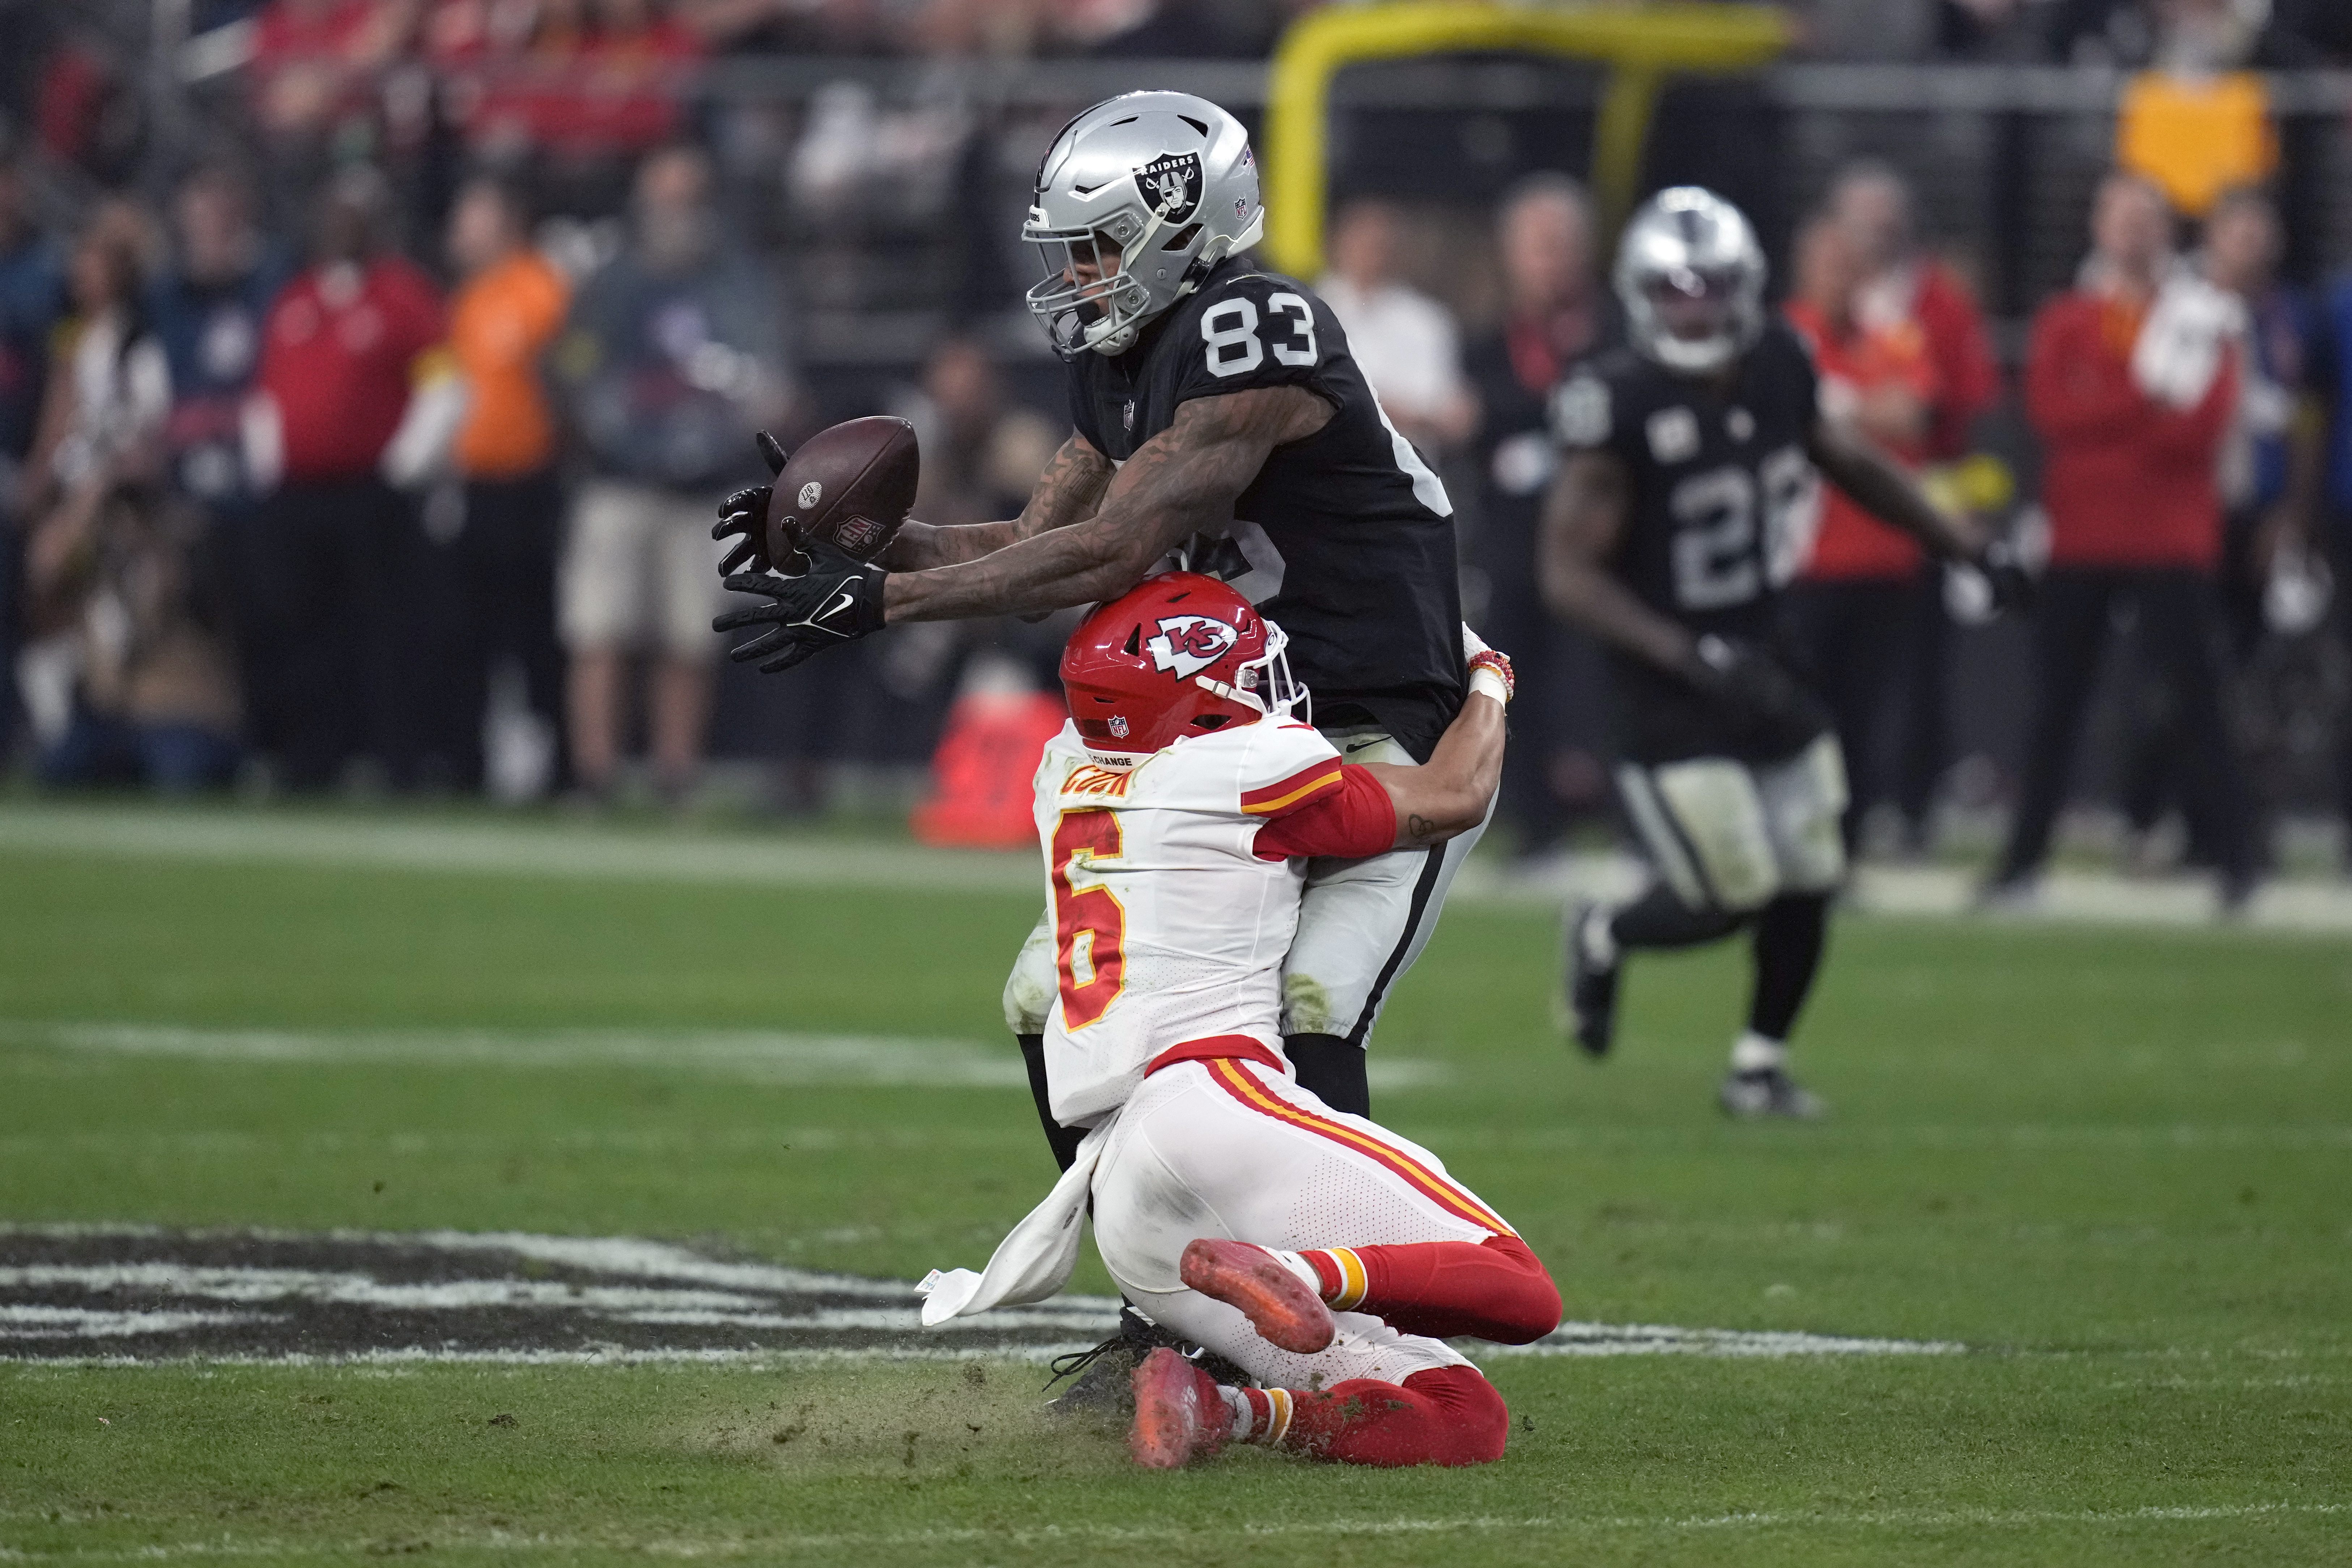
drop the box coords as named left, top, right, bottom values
left=4, top=0, right=2352, bottom=885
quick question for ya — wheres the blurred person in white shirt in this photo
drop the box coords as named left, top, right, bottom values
left=1317, top=198, right=1476, bottom=457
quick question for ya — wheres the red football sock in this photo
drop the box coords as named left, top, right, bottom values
left=1296, top=1233, right=1560, bottom=1343
left=1236, top=1365, right=1506, bottom=1467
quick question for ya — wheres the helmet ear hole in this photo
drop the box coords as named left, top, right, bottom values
left=1192, top=713, right=1229, bottom=730
left=1160, top=224, right=1201, bottom=252
left=1123, top=627, right=1141, bottom=656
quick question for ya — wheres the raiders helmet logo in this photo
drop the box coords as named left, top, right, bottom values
left=798, top=481, right=823, bottom=508
left=1136, top=152, right=1204, bottom=225
left=1145, top=614, right=1238, bottom=679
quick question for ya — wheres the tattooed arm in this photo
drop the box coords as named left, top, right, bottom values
left=876, top=433, right=1115, bottom=571
left=1355, top=684, right=1506, bottom=849
left=882, top=385, right=1332, bottom=623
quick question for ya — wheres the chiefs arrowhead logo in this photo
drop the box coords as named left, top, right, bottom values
left=1145, top=615, right=1238, bottom=679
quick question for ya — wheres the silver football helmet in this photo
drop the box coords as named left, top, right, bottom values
left=1616, top=187, right=1768, bottom=375
left=1023, top=92, right=1266, bottom=358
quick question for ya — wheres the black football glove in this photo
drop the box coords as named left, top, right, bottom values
left=1681, top=634, right=1827, bottom=758
left=1977, top=535, right=2037, bottom=615
left=712, top=429, right=792, bottom=578
left=713, top=532, right=888, bottom=673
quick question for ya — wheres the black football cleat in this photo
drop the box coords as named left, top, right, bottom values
left=1718, top=1066, right=1826, bottom=1121
left=1046, top=1303, right=1247, bottom=1419
left=1560, top=901, right=1621, bottom=1058
left=1043, top=1333, right=1142, bottom=1419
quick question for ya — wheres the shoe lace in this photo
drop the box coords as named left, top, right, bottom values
left=1042, top=1333, right=1126, bottom=1394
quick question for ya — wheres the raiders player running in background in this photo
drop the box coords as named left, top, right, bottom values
left=715, top=102, right=1468, bottom=1162
left=1542, top=188, right=2027, bottom=1117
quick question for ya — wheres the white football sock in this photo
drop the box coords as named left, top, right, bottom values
left=1578, top=904, right=1619, bottom=968
left=1730, top=1031, right=1788, bottom=1074
left=1263, top=1248, right=1324, bottom=1293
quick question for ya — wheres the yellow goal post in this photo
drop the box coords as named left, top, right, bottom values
left=1260, top=3, right=1790, bottom=279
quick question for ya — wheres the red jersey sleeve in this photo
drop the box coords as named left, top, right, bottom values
left=1252, top=765, right=1396, bottom=861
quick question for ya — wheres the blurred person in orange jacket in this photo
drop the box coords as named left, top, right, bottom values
left=1986, top=169, right=2256, bottom=910
left=421, top=173, right=572, bottom=796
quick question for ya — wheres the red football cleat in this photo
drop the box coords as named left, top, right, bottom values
left=1179, top=1238, right=1336, bottom=1354
left=1129, top=1347, right=1229, bottom=1469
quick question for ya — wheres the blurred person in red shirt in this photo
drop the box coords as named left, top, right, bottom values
left=1792, top=161, right=2000, bottom=854
left=1781, top=214, right=1945, bottom=855
left=1986, top=169, right=2256, bottom=909
left=1828, top=163, right=1999, bottom=463
left=245, top=166, right=446, bottom=791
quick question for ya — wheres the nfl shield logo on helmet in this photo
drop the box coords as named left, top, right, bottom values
left=1136, top=152, right=1204, bottom=224
left=1145, top=615, right=1239, bottom=679
left=1108, top=715, right=1130, bottom=738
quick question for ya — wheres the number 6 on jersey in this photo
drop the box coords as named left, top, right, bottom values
left=1052, top=810, right=1127, bottom=1028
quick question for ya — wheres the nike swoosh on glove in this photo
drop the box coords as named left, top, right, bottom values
left=713, top=532, right=887, bottom=673
left=712, top=430, right=792, bottom=578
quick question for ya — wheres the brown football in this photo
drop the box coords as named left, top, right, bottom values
left=765, top=416, right=920, bottom=567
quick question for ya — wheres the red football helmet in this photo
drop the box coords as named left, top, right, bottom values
left=1061, top=572, right=1303, bottom=755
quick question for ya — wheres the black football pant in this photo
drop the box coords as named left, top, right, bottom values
left=1994, top=566, right=2253, bottom=886
left=242, top=478, right=425, bottom=791
left=1782, top=569, right=1948, bottom=851
left=411, top=470, right=569, bottom=793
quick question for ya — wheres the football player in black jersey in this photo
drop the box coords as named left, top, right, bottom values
left=1541, top=188, right=2028, bottom=1118
left=713, top=96, right=1474, bottom=1137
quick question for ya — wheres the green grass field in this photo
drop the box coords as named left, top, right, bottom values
left=2, top=806, right=2348, bottom=1564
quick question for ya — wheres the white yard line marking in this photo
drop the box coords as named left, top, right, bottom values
left=0, top=806, right=1043, bottom=893
left=9, top=802, right=2351, bottom=932
left=0, top=1307, right=260, bottom=1339
left=1489, top=1322, right=1963, bottom=1357
left=0, top=1022, right=1449, bottom=1093
left=0, top=1227, right=1957, bottom=1365
left=1457, top=849, right=2352, bottom=931
left=0, top=1501, right=2342, bottom=1559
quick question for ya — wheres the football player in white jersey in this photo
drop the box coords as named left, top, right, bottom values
left=921, top=573, right=1561, bottom=1470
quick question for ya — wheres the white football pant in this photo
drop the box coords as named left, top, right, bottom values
left=1614, top=732, right=1849, bottom=913
left=1091, top=1057, right=1507, bottom=1389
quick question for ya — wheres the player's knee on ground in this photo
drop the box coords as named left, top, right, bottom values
left=1757, top=734, right=1849, bottom=894
left=1620, top=757, right=1782, bottom=914
left=1264, top=1365, right=1509, bottom=1467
